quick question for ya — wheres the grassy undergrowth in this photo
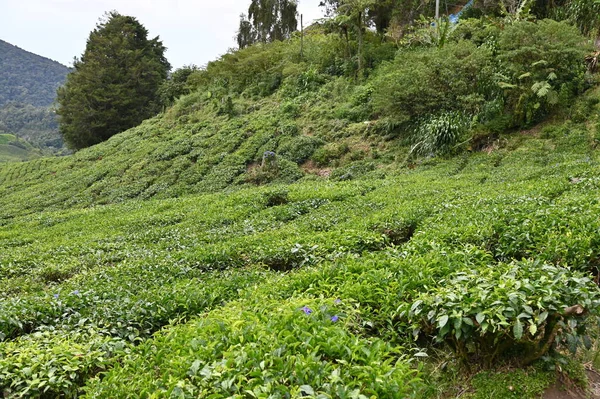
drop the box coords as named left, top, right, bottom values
left=1, top=113, right=600, bottom=396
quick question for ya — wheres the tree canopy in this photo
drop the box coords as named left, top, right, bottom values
left=237, top=0, right=299, bottom=49
left=56, top=11, right=170, bottom=150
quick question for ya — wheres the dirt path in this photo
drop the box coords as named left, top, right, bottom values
left=544, top=370, right=600, bottom=399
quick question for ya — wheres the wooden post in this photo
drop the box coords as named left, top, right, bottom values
left=300, top=14, right=304, bottom=60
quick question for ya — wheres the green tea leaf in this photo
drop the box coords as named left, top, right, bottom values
left=529, top=323, right=537, bottom=336
left=476, top=313, right=485, bottom=325
left=438, top=315, right=449, bottom=329
left=513, top=319, right=523, bottom=340
left=300, top=385, right=315, bottom=395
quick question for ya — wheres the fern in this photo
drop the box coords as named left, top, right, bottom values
left=532, top=81, right=552, bottom=97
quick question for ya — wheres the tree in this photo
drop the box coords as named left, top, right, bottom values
left=157, top=65, right=199, bottom=108
left=236, top=0, right=298, bottom=49
left=320, top=0, right=395, bottom=34
left=237, top=14, right=258, bottom=49
left=321, top=0, right=377, bottom=78
left=56, top=11, right=170, bottom=150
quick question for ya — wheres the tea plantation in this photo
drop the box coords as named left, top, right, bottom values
left=1, top=12, right=600, bottom=398
left=1, top=111, right=600, bottom=397
left=0, top=134, right=43, bottom=163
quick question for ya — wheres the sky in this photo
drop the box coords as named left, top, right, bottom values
left=0, top=0, right=325, bottom=69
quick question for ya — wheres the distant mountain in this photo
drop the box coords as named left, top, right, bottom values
left=0, top=39, right=70, bottom=155
left=0, top=39, right=70, bottom=107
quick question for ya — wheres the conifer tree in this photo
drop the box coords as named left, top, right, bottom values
left=56, top=11, right=170, bottom=150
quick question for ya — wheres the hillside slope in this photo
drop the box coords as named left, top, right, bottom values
left=1, top=118, right=600, bottom=397
left=0, top=17, right=594, bottom=215
left=0, top=39, right=70, bottom=107
left=0, top=88, right=381, bottom=218
left=0, top=39, right=69, bottom=154
left=0, top=133, right=43, bottom=162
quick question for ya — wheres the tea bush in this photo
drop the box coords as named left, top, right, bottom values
left=2, top=127, right=600, bottom=396
left=0, top=329, right=125, bottom=398
left=84, top=298, right=424, bottom=398
left=406, top=261, right=600, bottom=367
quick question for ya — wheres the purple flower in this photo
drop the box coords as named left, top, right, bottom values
left=331, top=315, right=339, bottom=323
left=301, top=306, right=313, bottom=315
left=53, top=293, right=59, bottom=299
left=334, top=299, right=342, bottom=304
left=73, top=290, right=80, bottom=295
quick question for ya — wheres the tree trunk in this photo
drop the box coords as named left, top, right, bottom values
left=300, top=14, right=304, bottom=60
left=343, top=26, right=350, bottom=60
left=357, top=11, right=364, bottom=79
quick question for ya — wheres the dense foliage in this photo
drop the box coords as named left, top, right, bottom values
left=157, top=65, right=199, bottom=108
left=0, top=40, right=69, bottom=153
left=0, top=40, right=70, bottom=108
left=373, top=19, right=590, bottom=147
left=0, top=103, right=62, bottom=149
left=56, top=12, right=170, bottom=150
left=469, top=0, right=600, bottom=39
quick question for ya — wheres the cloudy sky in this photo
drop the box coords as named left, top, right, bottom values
left=0, top=0, right=325, bottom=69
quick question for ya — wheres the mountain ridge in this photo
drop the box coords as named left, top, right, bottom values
left=0, top=39, right=70, bottom=107
left=0, top=39, right=70, bottom=156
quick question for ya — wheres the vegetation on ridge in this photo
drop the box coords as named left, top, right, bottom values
left=0, top=40, right=69, bottom=108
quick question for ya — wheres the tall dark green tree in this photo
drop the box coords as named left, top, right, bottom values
left=237, top=0, right=298, bottom=49
left=56, top=11, right=170, bottom=150
left=237, top=13, right=258, bottom=49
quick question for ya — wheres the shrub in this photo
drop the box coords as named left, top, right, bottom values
left=374, top=19, right=590, bottom=134
left=274, top=157, right=305, bottom=183
left=279, top=100, right=300, bottom=117
left=330, top=161, right=376, bottom=181
left=312, top=142, right=351, bottom=166
left=246, top=151, right=280, bottom=184
left=277, top=135, right=323, bottom=163
left=280, top=66, right=328, bottom=98
left=496, top=19, right=590, bottom=126
left=372, top=41, right=495, bottom=126
left=405, top=260, right=600, bottom=368
left=0, top=330, right=124, bottom=398
left=85, top=299, right=424, bottom=398
left=262, top=188, right=289, bottom=207
left=411, top=112, right=471, bottom=156
left=450, top=18, right=502, bottom=46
